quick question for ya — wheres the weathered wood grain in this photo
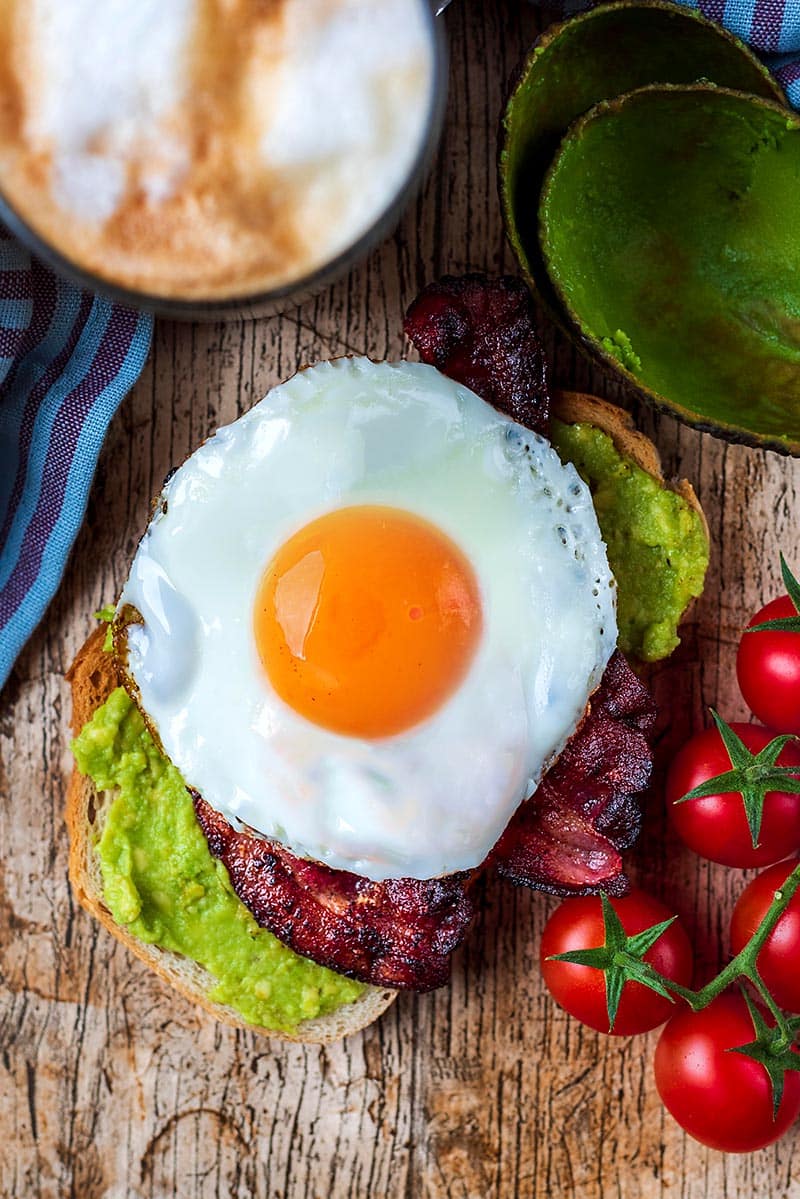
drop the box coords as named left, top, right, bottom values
left=3, top=1, right=800, bottom=1195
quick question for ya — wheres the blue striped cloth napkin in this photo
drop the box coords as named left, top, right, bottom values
left=0, top=233, right=152, bottom=692
left=675, top=0, right=800, bottom=99
left=558, top=0, right=800, bottom=103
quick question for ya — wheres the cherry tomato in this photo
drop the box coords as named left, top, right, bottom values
left=539, top=890, right=693, bottom=1036
left=730, top=858, right=800, bottom=1014
left=654, top=992, right=800, bottom=1152
left=666, top=723, right=800, bottom=868
left=737, top=595, right=800, bottom=735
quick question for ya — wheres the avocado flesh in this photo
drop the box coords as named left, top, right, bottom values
left=500, top=1, right=784, bottom=323
left=72, top=687, right=365, bottom=1033
left=540, top=86, right=800, bottom=453
left=551, top=418, right=708, bottom=661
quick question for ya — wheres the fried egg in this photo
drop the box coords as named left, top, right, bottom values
left=117, top=358, right=617, bottom=881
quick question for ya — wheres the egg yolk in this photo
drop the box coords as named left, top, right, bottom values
left=254, top=505, right=482, bottom=738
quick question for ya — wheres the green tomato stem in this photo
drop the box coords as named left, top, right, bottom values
left=750, top=969, right=792, bottom=1050
left=662, top=862, right=800, bottom=1018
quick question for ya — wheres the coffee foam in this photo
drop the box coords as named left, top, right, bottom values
left=0, top=0, right=434, bottom=300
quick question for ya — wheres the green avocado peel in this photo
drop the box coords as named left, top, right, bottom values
left=540, top=85, right=800, bottom=455
left=499, top=1, right=784, bottom=328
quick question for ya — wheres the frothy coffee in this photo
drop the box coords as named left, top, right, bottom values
left=0, top=0, right=435, bottom=300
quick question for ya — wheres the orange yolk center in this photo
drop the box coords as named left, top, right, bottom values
left=253, top=505, right=483, bottom=738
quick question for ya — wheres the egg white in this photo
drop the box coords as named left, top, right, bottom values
left=119, top=358, right=617, bottom=881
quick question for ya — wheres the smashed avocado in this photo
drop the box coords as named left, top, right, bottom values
left=551, top=420, right=708, bottom=661
left=72, top=688, right=364, bottom=1032
left=600, top=329, right=642, bottom=375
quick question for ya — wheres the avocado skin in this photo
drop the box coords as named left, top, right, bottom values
left=540, top=85, right=800, bottom=457
left=499, top=0, right=784, bottom=332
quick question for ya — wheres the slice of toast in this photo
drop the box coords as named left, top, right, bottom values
left=66, top=627, right=397, bottom=1044
left=65, top=391, right=708, bottom=1040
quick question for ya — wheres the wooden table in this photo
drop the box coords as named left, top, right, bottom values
left=3, top=2, right=800, bottom=1196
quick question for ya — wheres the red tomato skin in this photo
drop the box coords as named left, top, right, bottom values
left=654, top=992, right=800, bottom=1152
left=666, top=724, right=800, bottom=868
left=737, top=596, right=800, bottom=735
left=731, top=859, right=800, bottom=1014
left=539, top=890, right=693, bottom=1036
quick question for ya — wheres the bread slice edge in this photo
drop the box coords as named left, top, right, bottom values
left=66, top=627, right=397, bottom=1045
left=554, top=390, right=710, bottom=546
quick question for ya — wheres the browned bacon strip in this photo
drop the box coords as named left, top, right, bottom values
left=404, top=273, right=550, bottom=435
left=491, top=651, right=656, bottom=896
left=193, top=796, right=479, bottom=992
left=193, top=653, right=654, bottom=989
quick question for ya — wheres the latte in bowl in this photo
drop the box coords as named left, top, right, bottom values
left=0, top=0, right=442, bottom=313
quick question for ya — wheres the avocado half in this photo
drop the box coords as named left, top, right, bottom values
left=499, top=0, right=785, bottom=328
left=539, top=84, right=800, bottom=456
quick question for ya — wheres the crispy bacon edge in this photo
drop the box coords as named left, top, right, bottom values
left=491, top=651, right=656, bottom=897
left=193, top=797, right=481, bottom=992
left=193, top=653, right=655, bottom=991
left=403, top=273, right=551, bottom=436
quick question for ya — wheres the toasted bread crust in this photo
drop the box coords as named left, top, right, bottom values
left=553, top=390, right=710, bottom=548
left=66, top=391, right=707, bottom=1040
left=66, top=629, right=396, bottom=1043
